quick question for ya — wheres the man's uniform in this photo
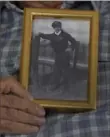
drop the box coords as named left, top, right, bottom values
left=39, top=23, right=77, bottom=89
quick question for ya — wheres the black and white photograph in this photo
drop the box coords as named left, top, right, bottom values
left=28, top=17, right=90, bottom=101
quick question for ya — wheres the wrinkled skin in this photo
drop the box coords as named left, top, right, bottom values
left=0, top=77, right=45, bottom=134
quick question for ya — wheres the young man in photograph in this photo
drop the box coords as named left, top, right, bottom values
left=38, top=21, right=77, bottom=90
left=0, top=1, right=109, bottom=137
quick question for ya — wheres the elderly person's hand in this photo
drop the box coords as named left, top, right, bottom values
left=19, top=1, right=62, bottom=8
left=0, top=76, right=45, bottom=134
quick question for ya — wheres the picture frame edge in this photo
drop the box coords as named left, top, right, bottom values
left=19, top=8, right=99, bottom=112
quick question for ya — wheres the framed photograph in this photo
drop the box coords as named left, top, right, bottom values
left=20, top=8, right=99, bottom=112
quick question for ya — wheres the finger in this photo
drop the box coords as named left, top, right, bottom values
left=39, top=1, right=62, bottom=8
left=0, top=81, right=5, bottom=93
left=9, top=80, right=33, bottom=100
left=0, top=119, right=39, bottom=134
left=23, top=2, right=46, bottom=8
left=56, top=4, right=62, bottom=9
left=2, top=84, right=11, bottom=94
left=0, top=77, right=32, bottom=100
left=0, top=95, right=45, bottom=117
left=1, top=107, right=45, bottom=127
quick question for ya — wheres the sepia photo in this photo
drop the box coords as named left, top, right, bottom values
left=20, top=8, right=99, bottom=111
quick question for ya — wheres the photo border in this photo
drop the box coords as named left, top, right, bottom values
left=19, top=8, right=99, bottom=112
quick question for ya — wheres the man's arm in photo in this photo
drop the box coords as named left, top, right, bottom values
left=39, top=32, right=53, bottom=41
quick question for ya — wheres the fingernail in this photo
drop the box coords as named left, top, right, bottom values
left=40, top=118, right=46, bottom=125
left=34, top=127, right=39, bottom=132
left=27, top=92, right=34, bottom=101
left=29, top=95, right=34, bottom=101
left=37, top=108, right=45, bottom=115
left=30, top=96, right=34, bottom=101
left=36, top=118, right=46, bottom=126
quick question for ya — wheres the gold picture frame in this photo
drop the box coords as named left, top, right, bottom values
left=19, top=8, right=99, bottom=112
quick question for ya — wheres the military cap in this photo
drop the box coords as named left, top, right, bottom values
left=52, top=21, right=62, bottom=28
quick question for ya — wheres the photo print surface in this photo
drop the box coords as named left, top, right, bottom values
left=28, top=17, right=90, bottom=101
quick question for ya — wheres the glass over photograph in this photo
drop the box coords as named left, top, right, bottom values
left=28, top=17, right=90, bottom=101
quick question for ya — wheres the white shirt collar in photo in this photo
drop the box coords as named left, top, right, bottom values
left=54, top=31, right=62, bottom=36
